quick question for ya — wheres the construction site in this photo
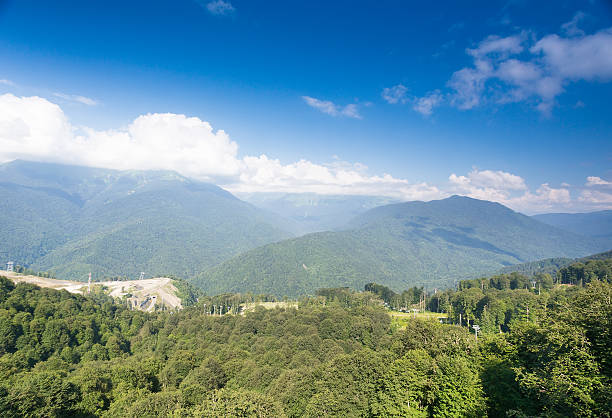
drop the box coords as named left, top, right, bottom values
left=1, top=264, right=182, bottom=311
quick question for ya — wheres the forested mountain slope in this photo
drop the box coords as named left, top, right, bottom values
left=199, top=196, right=608, bottom=297
left=0, top=160, right=292, bottom=280
left=239, top=192, right=399, bottom=234
left=500, top=249, right=612, bottom=276
left=532, top=210, right=612, bottom=241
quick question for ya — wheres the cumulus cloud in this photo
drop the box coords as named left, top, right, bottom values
left=205, top=0, right=235, bottom=15
left=561, top=11, right=586, bottom=37
left=412, top=91, right=443, bottom=116
left=53, top=92, right=99, bottom=106
left=382, top=85, right=443, bottom=116
left=231, top=155, right=442, bottom=199
left=382, top=84, right=408, bottom=104
left=447, top=169, right=612, bottom=213
left=508, top=184, right=572, bottom=212
left=1, top=93, right=609, bottom=213
left=531, top=29, right=612, bottom=81
left=467, top=33, right=526, bottom=59
left=586, top=176, right=612, bottom=187
left=580, top=176, right=612, bottom=206
left=0, top=93, right=442, bottom=200
left=446, top=24, right=612, bottom=114
left=450, top=168, right=527, bottom=191
left=302, top=96, right=362, bottom=119
left=579, top=190, right=612, bottom=204
left=448, top=168, right=582, bottom=213
left=0, top=94, right=240, bottom=180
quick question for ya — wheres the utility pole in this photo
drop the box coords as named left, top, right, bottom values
left=88, top=272, right=91, bottom=294
left=472, top=324, right=480, bottom=340
left=526, top=305, right=529, bottom=318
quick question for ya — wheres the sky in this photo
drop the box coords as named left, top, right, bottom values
left=0, top=0, right=611, bottom=214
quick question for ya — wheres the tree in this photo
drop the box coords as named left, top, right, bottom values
left=430, top=355, right=486, bottom=417
left=197, top=388, right=286, bottom=417
left=371, top=349, right=433, bottom=417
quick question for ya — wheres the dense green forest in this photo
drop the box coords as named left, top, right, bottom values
left=1, top=257, right=610, bottom=417
left=499, top=249, right=612, bottom=277
left=499, top=257, right=574, bottom=276
left=0, top=160, right=292, bottom=281
left=199, top=196, right=610, bottom=297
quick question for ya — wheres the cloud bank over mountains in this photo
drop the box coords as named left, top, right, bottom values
left=0, top=93, right=609, bottom=214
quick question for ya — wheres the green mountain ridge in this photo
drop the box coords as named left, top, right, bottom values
left=0, top=160, right=293, bottom=280
left=532, top=210, right=612, bottom=239
left=198, top=196, right=610, bottom=297
left=238, top=192, right=400, bottom=234
left=499, top=249, right=612, bottom=276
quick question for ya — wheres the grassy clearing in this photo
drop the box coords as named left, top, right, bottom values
left=389, top=310, right=449, bottom=329
left=241, top=301, right=299, bottom=312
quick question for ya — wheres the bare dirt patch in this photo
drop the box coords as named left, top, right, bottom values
left=1, top=270, right=182, bottom=311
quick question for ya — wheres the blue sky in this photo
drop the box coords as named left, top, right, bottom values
left=0, top=0, right=611, bottom=213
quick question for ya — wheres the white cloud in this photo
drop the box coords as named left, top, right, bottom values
left=449, top=34, right=529, bottom=110
left=231, top=155, right=442, bottom=199
left=205, top=0, right=235, bottom=15
left=0, top=93, right=440, bottom=200
left=1, top=93, right=609, bottom=213
left=341, top=104, right=360, bottom=119
left=448, top=168, right=579, bottom=213
left=447, top=25, right=612, bottom=114
left=383, top=85, right=444, bottom=116
left=0, top=79, right=15, bottom=87
left=0, top=94, right=239, bottom=180
left=53, top=92, right=99, bottom=106
left=467, top=34, right=525, bottom=59
left=448, top=169, right=612, bottom=213
left=586, top=176, right=612, bottom=187
left=302, top=96, right=362, bottom=119
left=412, top=91, right=443, bottom=116
left=382, top=84, right=408, bottom=104
left=448, top=65, right=490, bottom=109
left=450, top=168, right=527, bottom=191
left=531, top=28, right=612, bottom=81
left=449, top=168, right=529, bottom=204
left=579, top=190, right=612, bottom=204
left=580, top=176, right=612, bottom=205
left=561, top=11, right=586, bottom=37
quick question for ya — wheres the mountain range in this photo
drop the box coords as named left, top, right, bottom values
left=532, top=210, right=612, bottom=240
left=198, top=196, right=611, bottom=296
left=237, top=192, right=399, bottom=234
left=0, top=160, right=292, bottom=280
left=1, top=160, right=610, bottom=296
